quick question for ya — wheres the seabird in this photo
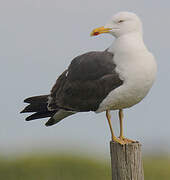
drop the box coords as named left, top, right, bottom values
left=21, top=12, right=157, bottom=144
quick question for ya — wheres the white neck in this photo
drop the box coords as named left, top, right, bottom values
left=108, top=32, right=147, bottom=54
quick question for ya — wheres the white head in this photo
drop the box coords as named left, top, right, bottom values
left=91, top=12, right=143, bottom=38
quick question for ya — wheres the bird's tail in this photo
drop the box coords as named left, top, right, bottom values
left=20, top=95, right=56, bottom=121
left=20, top=95, right=75, bottom=126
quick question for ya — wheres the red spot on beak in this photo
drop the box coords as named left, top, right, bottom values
left=93, top=32, right=99, bottom=36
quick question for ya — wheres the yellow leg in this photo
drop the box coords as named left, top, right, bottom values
left=119, top=109, right=124, bottom=139
left=118, top=109, right=136, bottom=144
left=106, top=110, right=115, bottom=141
left=106, top=110, right=125, bottom=145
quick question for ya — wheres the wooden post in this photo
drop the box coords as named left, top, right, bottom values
left=110, top=141, right=144, bottom=180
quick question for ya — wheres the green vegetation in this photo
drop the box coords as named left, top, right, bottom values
left=0, top=154, right=170, bottom=180
left=144, top=156, right=170, bottom=180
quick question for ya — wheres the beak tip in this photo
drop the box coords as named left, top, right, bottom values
left=90, top=26, right=110, bottom=37
left=90, top=32, right=99, bottom=37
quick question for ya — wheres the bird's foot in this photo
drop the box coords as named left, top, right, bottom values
left=119, top=136, right=137, bottom=144
left=112, top=137, right=126, bottom=145
left=112, top=136, right=136, bottom=145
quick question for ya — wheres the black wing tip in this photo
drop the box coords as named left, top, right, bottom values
left=20, top=109, right=26, bottom=113
left=45, top=123, right=50, bottom=127
left=23, top=95, right=49, bottom=103
left=45, top=122, right=53, bottom=127
left=45, top=118, right=55, bottom=127
left=23, top=97, right=32, bottom=103
left=25, top=117, right=32, bottom=121
left=24, top=112, right=56, bottom=122
left=20, top=105, right=34, bottom=113
left=20, top=106, right=29, bottom=113
left=25, top=114, right=37, bottom=121
left=25, top=115, right=43, bottom=121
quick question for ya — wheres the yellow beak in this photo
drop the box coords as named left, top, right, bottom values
left=90, top=26, right=112, bottom=36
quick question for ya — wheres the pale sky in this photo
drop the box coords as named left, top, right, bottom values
left=0, top=0, right=170, bottom=157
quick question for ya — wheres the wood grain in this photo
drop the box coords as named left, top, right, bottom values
left=110, top=141, right=144, bottom=180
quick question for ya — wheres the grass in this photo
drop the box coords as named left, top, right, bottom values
left=0, top=154, right=170, bottom=180
left=144, top=156, right=170, bottom=180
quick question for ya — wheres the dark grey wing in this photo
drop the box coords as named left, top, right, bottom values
left=48, top=51, right=123, bottom=112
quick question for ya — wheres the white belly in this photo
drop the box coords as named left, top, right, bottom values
left=96, top=52, right=157, bottom=113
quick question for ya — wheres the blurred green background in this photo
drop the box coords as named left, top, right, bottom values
left=1, top=154, right=170, bottom=180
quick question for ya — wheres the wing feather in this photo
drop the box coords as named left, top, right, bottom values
left=48, top=51, right=123, bottom=112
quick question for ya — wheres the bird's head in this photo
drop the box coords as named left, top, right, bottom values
left=91, top=12, right=143, bottom=38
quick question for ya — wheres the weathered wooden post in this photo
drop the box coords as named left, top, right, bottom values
left=110, top=141, right=144, bottom=180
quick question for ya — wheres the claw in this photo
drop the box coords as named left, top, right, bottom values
left=119, top=136, right=137, bottom=144
left=112, top=137, right=126, bottom=145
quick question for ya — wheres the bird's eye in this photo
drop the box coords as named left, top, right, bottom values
left=118, top=20, right=124, bottom=23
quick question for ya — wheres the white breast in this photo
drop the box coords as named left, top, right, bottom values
left=96, top=47, right=157, bottom=113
